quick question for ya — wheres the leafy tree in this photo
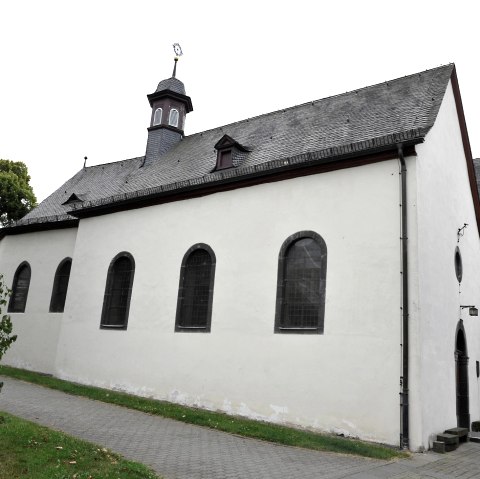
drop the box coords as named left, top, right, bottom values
left=0, top=159, right=37, bottom=227
left=0, top=274, right=17, bottom=393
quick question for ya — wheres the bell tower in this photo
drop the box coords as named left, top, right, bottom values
left=144, top=45, right=193, bottom=167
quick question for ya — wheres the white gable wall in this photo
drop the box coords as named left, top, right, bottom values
left=0, top=228, right=77, bottom=373
left=415, top=80, right=480, bottom=449
left=52, top=159, right=406, bottom=445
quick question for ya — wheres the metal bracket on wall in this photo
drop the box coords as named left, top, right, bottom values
left=457, top=223, right=468, bottom=242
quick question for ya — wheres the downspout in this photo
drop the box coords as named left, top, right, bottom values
left=398, top=143, right=409, bottom=449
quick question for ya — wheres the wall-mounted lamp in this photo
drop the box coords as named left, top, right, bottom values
left=461, top=305, right=478, bottom=316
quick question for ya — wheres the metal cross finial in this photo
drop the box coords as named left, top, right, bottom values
left=172, top=43, right=183, bottom=78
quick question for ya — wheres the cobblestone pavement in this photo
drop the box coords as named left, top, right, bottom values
left=1, top=377, right=479, bottom=479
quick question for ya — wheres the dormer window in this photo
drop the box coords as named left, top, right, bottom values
left=218, top=150, right=233, bottom=169
left=214, top=134, right=249, bottom=171
left=153, top=108, right=163, bottom=126
left=169, top=109, right=179, bottom=127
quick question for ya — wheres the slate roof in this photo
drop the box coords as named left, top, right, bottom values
left=155, top=77, right=186, bottom=95
left=16, top=64, right=455, bottom=227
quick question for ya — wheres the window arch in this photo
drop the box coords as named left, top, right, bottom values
left=169, top=108, right=179, bottom=128
left=8, top=262, right=31, bottom=313
left=100, top=252, right=135, bottom=329
left=274, top=231, right=327, bottom=334
left=153, top=107, right=163, bottom=126
left=175, top=244, right=216, bottom=332
left=49, top=258, right=72, bottom=313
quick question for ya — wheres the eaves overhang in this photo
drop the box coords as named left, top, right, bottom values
left=0, top=217, right=78, bottom=239
left=147, top=89, right=193, bottom=112
left=69, top=131, right=424, bottom=220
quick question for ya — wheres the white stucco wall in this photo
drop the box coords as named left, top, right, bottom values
left=415, top=81, right=480, bottom=450
left=0, top=228, right=78, bottom=373
left=51, top=159, right=406, bottom=445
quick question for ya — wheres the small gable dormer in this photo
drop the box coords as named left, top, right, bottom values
left=62, top=193, right=85, bottom=206
left=214, top=135, right=249, bottom=171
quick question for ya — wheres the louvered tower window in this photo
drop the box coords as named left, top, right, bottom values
left=49, top=258, right=72, bottom=313
left=169, top=108, right=179, bottom=127
left=153, top=107, right=163, bottom=126
left=275, top=231, right=327, bottom=334
left=100, top=252, right=135, bottom=329
left=175, top=244, right=216, bottom=332
left=8, top=262, right=31, bottom=313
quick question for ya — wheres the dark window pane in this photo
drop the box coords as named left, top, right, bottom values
left=8, top=263, right=31, bottom=313
left=50, top=259, right=72, bottom=313
left=218, top=150, right=232, bottom=169
left=101, top=255, right=134, bottom=328
left=179, top=249, right=212, bottom=328
left=276, top=232, right=326, bottom=333
left=455, top=247, right=463, bottom=283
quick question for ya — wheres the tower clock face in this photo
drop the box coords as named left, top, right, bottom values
left=173, top=43, right=183, bottom=56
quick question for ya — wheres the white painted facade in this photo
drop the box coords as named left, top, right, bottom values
left=54, top=160, right=403, bottom=445
left=1, top=71, right=479, bottom=452
left=0, top=228, right=77, bottom=373
left=414, top=81, right=480, bottom=450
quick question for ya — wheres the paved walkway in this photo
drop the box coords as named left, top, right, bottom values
left=1, top=377, right=480, bottom=479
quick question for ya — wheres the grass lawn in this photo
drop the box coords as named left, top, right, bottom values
left=0, top=412, right=160, bottom=479
left=0, top=365, right=407, bottom=460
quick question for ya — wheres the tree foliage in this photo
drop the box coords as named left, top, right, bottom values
left=0, top=274, right=17, bottom=393
left=0, top=159, right=37, bottom=227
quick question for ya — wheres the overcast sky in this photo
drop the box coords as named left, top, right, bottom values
left=1, top=0, right=479, bottom=202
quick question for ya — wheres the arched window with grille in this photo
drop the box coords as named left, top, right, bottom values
left=169, top=108, right=179, bottom=128
left=175, top=244, right=216, bottom=332
left=100, top=252, right=135, bottom=329
left=153, top=107, right=163, bottom=126
left=49, top=258, right=72, bottom=313
left=8, top=262, right=31, bottom=313
left=274, top=231, right=327, bottom=334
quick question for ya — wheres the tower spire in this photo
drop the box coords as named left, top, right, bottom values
left=144, top=43, right=193, bottom=167
left=172, top=58, right=178, bottom=78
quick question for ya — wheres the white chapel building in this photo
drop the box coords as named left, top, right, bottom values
left=1, top=63, right=480, bottom=451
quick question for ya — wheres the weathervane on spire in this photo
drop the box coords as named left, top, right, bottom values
left=172, top=43, right=183, bottom=78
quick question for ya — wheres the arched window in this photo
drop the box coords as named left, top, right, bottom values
left=169, top=108, right=179, bottom=128
left=49, top=258, right=72, bottom=313
left=175, top=244, right=216, bottom=332
left=100, top=252, right=135, bottom=329
left=274, top=231, right=327, bottom=334
left=8, top=262, right=31, bottom=313
left=153, top=107, right=163, bottom=126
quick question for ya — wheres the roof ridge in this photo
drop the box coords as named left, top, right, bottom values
left=82, top=156, right=145, bottom=170
left=185, top=64, right=455, bottom=140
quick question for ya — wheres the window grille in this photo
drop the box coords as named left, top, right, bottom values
left=176, top=244, right=216, bottom=332
left=49, top=258, right=72, bottom=313
left=100, top=253, right=135, bottom=329
left=8, top=262, right=31, bottom=313
left=275, top=232, right=327, bottom=334
left=153, top=107, right=163, bottom=126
